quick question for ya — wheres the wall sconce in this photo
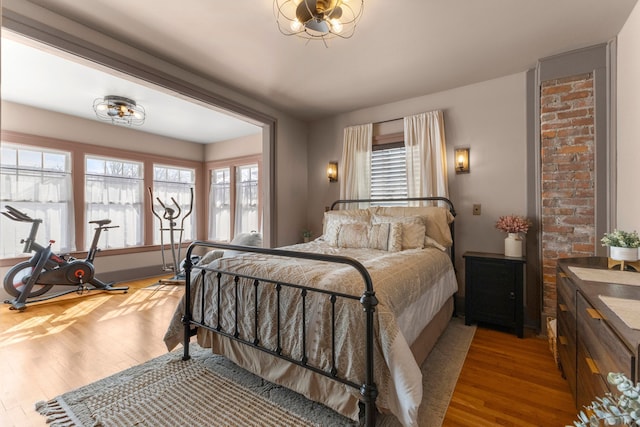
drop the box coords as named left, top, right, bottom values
left=454, top=148, right=470, bottom=174
left=327, top=161, right=338, bottom=182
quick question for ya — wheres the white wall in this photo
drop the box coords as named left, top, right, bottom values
left=204, top=133, right=262, bottom=161
left=307, top=72, right=528, bottom=281
left=617, top=1, right=640, bottom=231
left=1, top=101, right=205, bottom=161
left=2, top=0, right=310, bottom=250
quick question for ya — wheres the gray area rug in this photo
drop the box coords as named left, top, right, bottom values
left=36, top=317, right=475, bottom=427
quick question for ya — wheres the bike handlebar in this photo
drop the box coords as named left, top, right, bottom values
left=2, top=205, right=39, bottom=223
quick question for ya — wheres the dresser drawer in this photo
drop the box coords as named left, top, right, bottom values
left=576, top=341, right=610, bottom=410
left=557, top=269, right=577, bottom=315
left=577, top=292, right=634, bottom=381
left=557, top=309, right=576, bottom=396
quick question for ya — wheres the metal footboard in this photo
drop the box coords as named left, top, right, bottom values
left=180, top=241, right=379, bottom=426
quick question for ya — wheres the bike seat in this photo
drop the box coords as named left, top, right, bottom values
left=89, top=219, right=111, bottom=226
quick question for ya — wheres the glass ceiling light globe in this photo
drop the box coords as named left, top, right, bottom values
left=330, top=19, right=343, bottom=33
left=290, top=19, right=303, bottom=31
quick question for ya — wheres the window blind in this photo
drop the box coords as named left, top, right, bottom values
left=371, top=145, right=407, bottom=202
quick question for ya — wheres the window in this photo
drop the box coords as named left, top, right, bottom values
left=371, top=143, right=407, bottom=202
left=151, top=165, right=196, bottom=244
left=0, top=132, right=203, bottom=264
left=207, top=157, right=261, bottom=242
left=85, top=155, right=143, bottom=249
left=209, top=167, right=231, bottom=241
left=0, top=143, right=74, bottom=257
left=235, top=164, right=259, bottom=234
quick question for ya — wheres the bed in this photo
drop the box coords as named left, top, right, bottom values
left=164, top=197, right=458, bottom=427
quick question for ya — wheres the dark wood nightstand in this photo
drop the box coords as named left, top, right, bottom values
left=463, top=251, right=526, bottom=338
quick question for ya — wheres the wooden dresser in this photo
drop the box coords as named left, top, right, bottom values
left=556, top=257, right=640, bottom=409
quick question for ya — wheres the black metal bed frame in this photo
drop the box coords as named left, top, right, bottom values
left=180, top=197, right=456, bottom=426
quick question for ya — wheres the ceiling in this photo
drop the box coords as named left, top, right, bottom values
left=1, top=0, right=638, bottom=142
left=1, top=35, right=263, bottom=144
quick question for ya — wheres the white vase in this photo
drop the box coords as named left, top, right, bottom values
left=505, top=233, right=523, bottom=257
left=609, top=246, right=639, bottom=262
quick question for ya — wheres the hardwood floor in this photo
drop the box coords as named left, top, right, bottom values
left=444, top=327, right=576, bottom=426
left=0, top=277, right=576, bottom=426
left=0, top=276, right=182, bottom=427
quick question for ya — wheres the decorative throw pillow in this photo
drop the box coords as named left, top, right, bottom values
left=371, top=215, right=425, bottom=250
left=323, top=209, right=370, bottom=246
left=387, top=222, right=403, bottom=252
left=222, top=231, right=263, bottom=258
left=424, top=235, right=446, bottom=252
left=369, top=206, right=454, bottom=248
left=334, top=222, right=402, bottom=251
left=336, top=222, right=370, bottom=249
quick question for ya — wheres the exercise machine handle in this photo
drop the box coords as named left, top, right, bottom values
left=148, top=187, right=163, bottom=222
left=180, top=187, right=194, bottom=229
left=2, top=205, right=38, bottom=223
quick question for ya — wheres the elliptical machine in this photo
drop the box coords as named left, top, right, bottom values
left=148, top=187, right=195, bottom=284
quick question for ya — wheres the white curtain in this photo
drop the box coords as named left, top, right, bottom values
left=339, top=123, right=373, bottom=204
left=403, top=110, right=449, bottom=203
left=234, top=164, right=260, bottom=235
left=208, top=168, right=230, bottom=241
left=85, top=175, right=143, bottom=249
left=0, top=169, right=74, bottom=257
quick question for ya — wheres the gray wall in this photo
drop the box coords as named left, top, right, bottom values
left=0, top=2, right=310, bottom=290
left=617, top=1, right=640, bottom=232
left=307, top=73, right=529, bottom=291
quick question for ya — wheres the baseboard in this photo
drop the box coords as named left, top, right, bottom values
left=98, top=265, right=170, bottom=284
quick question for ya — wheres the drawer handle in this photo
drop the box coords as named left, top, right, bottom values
left=585, top=357, right=600, bottom=375
left=586, top=308, right=603, bottom=320
left=559, top=272, right=568, bottom=278
left=558, top=336, right=568, bottom=346
left=559, top=303, right=568, bottom=312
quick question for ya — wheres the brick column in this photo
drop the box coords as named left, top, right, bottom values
left=540, top=73, right=595, bottom=318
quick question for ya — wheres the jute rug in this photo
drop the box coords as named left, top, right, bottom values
left=36, top=317, right=475, bottom=427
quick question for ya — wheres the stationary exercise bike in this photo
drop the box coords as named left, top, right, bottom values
left=2, top=205, right=129, bottom=311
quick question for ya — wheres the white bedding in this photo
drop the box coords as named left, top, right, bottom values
left=164, top=239, right=457, bottom=427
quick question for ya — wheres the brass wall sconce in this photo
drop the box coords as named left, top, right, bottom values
left=327, top=161, right=338, bottom=182
left=454, top=147, right=470, bottom=174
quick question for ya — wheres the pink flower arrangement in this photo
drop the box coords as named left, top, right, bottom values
left=496, top=215, right=531, bottom=234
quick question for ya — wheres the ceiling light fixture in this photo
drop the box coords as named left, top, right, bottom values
left=93, top=95, right=146, bottom=126
left=274, top=0, right=364, bottom=44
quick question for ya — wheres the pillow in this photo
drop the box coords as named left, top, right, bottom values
left=371, top=214, right=425, bottom=250
left=335, top=222, right=402, bottom=251
left=424, top=235, right=446, bottom=252
left=323, top=209, right=371, bottom=246
left=198, top=249, right=224, bottom=265
left=231, top=231, right=263, bottom=247
left=222, top=231, right=263, bottom=258
left=369, top=206, right=454, bottom=247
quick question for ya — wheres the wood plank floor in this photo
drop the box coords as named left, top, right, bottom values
left=0, top=276, right=577, bottom=426
left=444, top=327, right=576, bottom=426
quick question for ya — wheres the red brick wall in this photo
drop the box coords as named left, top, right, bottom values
left=540, top=73, right=595, bottom=317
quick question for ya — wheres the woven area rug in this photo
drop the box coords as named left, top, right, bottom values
left=36, top=317, right=475, bottom=427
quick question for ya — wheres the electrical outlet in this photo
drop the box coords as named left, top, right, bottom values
left=473, top=204, right=481, bottom=215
